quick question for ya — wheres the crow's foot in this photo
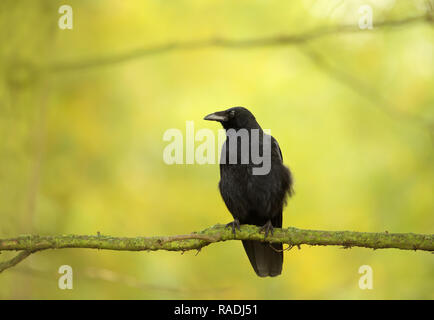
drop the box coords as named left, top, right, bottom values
left=225, top=219, right=241, bottom=236
left=259, top=220, right=275, bottom=239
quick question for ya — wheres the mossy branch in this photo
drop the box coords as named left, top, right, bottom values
left=1, top=224, right=433, bottom=273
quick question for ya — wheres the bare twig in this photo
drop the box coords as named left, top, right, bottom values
left=41, top=14, right=432, bottom=73
left=299, top=46, right=433, bottom=129
left=0, top=250, right=35, bottom=273
left=10, top=265, right=229, bottom=295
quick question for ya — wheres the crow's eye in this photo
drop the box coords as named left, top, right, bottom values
left=229, top=110, right=235, bottom=117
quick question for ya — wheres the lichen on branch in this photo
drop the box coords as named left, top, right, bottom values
left=1, top=224, right=433, bottom=273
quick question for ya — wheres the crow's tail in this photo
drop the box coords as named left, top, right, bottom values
left=242, top=240, right=283, bottom=277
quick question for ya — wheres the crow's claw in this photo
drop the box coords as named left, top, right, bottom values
left=259, top=220, right=274, bottom=239
left=225, top=219, right=241, bottom=236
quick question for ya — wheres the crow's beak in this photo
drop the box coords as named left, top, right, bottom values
left=204, top=111, right=228, bottom=122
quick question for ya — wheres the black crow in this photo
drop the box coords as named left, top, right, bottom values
left=204, top=106, right=293, bottom=277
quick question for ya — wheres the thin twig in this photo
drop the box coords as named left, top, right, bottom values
left=161, top=234, right=219, bottom=244
left=298, top=45, right=434, bottom=132
left=0, top=250, right=35, bottom=273
left=42, top=14, right=432, bottom=73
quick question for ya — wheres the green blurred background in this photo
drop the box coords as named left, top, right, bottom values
left=0, top=0, right=433, bottom=299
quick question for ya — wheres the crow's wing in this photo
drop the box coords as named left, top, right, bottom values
left=272, top=136, right=283, bottom=161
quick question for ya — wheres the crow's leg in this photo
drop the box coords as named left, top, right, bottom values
left=225, top=219, right=241, bottom=236
left=259, top=220, right=275, bottom=239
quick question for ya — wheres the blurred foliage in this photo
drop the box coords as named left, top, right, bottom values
left=0, top=0, right=433, bottom=299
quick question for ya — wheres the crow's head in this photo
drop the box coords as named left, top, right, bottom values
left=204, top=107, right=260, bottom=130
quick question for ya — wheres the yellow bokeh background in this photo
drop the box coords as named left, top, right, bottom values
left=0, top=0, right=433, bottom=299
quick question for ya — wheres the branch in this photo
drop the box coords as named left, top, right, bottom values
left=43, top=14, right=432, bottom=73
left=0, top=250, right=35, bottom=273
left=1, top=225, right=432, bottom=272
left=10, top=265, right=229, bottom=294
left=298, top=45, right=434, bottom=133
